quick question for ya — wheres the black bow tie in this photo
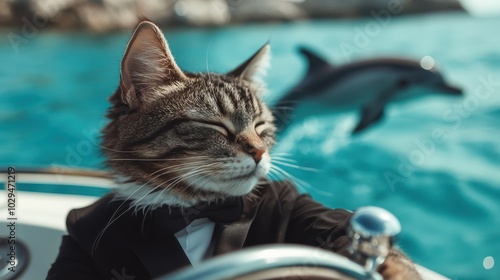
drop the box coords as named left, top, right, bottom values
left=137, top=197, right=244, bottom=235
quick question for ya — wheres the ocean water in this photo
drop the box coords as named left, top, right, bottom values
left=1, top=12, right=499, bottom=279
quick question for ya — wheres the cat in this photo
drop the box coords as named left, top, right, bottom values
left=47, top=20, right=421, bottom=280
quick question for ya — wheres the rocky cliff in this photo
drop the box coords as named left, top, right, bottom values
left=0, top=0, right=465, bottom=31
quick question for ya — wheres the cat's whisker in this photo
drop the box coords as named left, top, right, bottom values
left=177, top=170, right=212, bottom=197
left=141, top=164, right=219, bottom=203
left=270, top=156, right=298, bottom=163
left=150, top=177, right=183, bottom=206
left=146, top=168, right=207, bottom=211
left=140, top=163, right=192, bottom=181
left=109, top=156, right=209, bottom=162
left=151, top=164, right=217, bottom=205
left=269, top=166, right=308, bottom=186
left=110, top=158, right=182, bottom=162
left=265, top=171, right=278, bottom=181
left=149, top=172, right=205, bottom=210
left=270, top=153, right=294, bottom=157
left=271, top=159, right=318, bottom=172
left=137, top=159, right=210, bottom=178
left=187, top=166, right=220, bottom=198
left=270, top=165, right=333, bottom=197
left=143, top=161, right=215, bottom=179
left=190, top=175, right=213, bottom=198
left=269, top=165, right=310, bottom=193
left=270, top=152, right=294, bottom=157
left=270, top=154, right=294, bottom=158
left=98, top=144, right=137, bottom=153
left=268, top=168, right=306, bottom=193
left=175, top=162, right=220, bottom=193
left=120, top=165, right=194, bottom=214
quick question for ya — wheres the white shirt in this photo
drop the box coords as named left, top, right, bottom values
left=174, top=218, right=216, bottom=265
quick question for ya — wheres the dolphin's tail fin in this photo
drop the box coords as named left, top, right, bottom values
left=298, top=46, right=332, bottom=77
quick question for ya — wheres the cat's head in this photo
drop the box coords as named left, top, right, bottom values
left=102, top=20, right=276, bottom=206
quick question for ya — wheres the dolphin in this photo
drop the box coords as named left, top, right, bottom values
left=274, top=46, right=463, bottom=134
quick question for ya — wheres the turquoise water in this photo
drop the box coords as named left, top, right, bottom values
left=1, top=13, right=500, bottom=279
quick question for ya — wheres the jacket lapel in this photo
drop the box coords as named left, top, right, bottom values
left=123, top=219, right=191, bottom=278
left=213, top=194, right=262, bottom=255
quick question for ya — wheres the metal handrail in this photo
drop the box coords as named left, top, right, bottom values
left=162, top=244, right=382, bottom=280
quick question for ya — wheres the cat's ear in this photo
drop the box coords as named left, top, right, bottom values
left=228, top=43, right=270, bottom=84
left=120, top=20, right=187, bottom=109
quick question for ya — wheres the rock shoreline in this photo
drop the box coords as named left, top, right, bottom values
left=0, top=0, right=465, bottom=31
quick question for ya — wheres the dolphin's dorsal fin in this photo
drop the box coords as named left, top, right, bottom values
left=298, top=46, right=332, bottom=77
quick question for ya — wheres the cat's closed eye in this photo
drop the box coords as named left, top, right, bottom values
left=193, top=121, right=230, bottom=137
left=255, top=121, right=270, bottom=135
left=255, top=121, right=266, bottom=127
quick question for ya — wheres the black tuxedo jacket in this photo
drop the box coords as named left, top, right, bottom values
left=46, top=181, right=352, bottom=280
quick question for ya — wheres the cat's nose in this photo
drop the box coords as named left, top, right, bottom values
left=248, top=147, right=265, bottom=164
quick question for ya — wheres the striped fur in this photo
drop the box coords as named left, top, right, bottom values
left=102, top=21, right=276, bottom=207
